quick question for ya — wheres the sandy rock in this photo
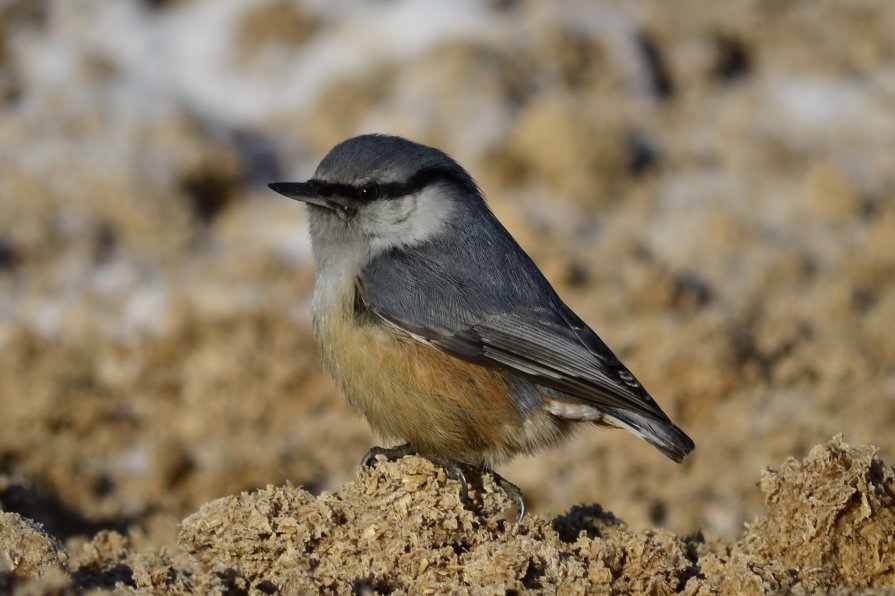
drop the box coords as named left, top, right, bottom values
left=0, top=511, right=70, bottom=594
left=129, top=438, right=895, bottom=593
left=741, top=436, right=895, bottom=591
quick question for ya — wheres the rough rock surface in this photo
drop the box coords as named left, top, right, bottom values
left=3, top=438, right=893, bottom=593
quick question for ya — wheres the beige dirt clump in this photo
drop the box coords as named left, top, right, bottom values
left=2, top=437, right=895, bottom=592
left=1, top=437, right=879, bottom=593
left=0, top=511, right=68, bottom=578
left=0, top=511, right=70, bottom=593
left=148, top=455, right=696, bottom=593
left=739, top=436, right=895, bottom=591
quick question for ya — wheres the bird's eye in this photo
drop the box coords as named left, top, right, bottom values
left=358, top=183, right=380, bottom=200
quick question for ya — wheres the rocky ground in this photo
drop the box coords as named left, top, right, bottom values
left=1, top=0, right=894, bottom=593
left=3, top=438, right=894, bottom=592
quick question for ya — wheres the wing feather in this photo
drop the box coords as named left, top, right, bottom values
left=372, top=304, right=668, bottom=421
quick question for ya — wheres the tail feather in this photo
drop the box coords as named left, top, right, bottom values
left=603, top=410, right=695, bottom=463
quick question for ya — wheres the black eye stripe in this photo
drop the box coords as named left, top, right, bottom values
left=309, top=166, right=477, bottom=202
left=359, top=184, right=380, bottom=200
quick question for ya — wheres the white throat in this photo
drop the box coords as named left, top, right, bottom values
left=306, top=183, right=455, bottom=316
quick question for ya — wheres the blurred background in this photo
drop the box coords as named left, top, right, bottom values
left=1, top=0, right=894, bottom=550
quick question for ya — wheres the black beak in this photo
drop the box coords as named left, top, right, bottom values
left=268, top=181, right=334, bottom=210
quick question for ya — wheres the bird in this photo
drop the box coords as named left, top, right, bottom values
left=269, top=134, right=694, bottom=519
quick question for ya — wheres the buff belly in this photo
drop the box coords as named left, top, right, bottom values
left=313, top=296, right=573, bottom=467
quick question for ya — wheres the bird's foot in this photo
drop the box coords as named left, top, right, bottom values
left=361, top=443, right=416, bottom=467
left=427, top=458, right=525, bottom=522
left=360, top=446, right=524, bottom=522
left=437, top=459, right=472, bottom=510
left=488, top=469, right=526, bottom=522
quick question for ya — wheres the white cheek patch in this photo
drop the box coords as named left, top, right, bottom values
left=364, top=186, right=455, bottom=254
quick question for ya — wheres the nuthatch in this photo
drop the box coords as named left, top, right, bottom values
left=270, top=134, right=694, bottom=517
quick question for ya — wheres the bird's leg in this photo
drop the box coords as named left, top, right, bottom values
left=361, top=443, right=416, bottom=467
left=487, top=469, right=526, bottom=522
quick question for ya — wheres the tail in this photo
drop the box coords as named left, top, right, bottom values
left=602, top=409, right=695, bottom=463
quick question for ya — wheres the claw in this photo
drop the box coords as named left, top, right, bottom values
left=431, top=459, right=525, bottom=522
left=490, top=470, right=526, bottom=522
left=440, top=461, right=471, bottom=509
left=361, top=443, right=415, bottom=467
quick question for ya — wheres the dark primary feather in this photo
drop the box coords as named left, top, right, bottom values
left=359, top=193, right=676, bottom=424
left=420, top=310, right=665, bottom=420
